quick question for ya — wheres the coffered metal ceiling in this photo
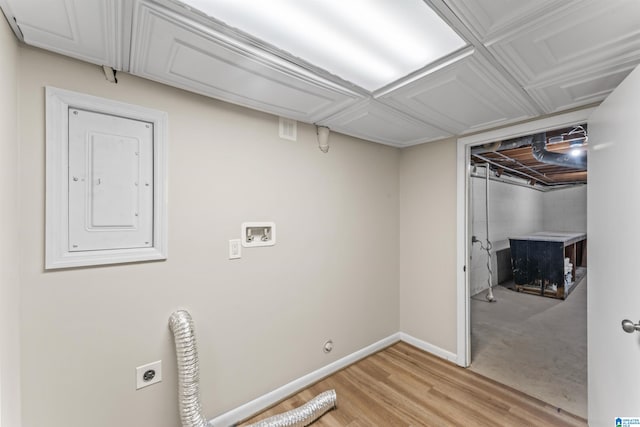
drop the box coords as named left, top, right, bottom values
left=2, top=0, right=639, bottom=147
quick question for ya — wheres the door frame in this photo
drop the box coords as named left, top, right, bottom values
left=455, top=107, right=596, bottom=367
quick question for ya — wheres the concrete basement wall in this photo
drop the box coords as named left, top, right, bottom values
left=470, top=178, right=543, bottom=295
left=470, top=180, right=587, bottom=295
left=543, top=186, right=587, bottom=233
left=18, top=46, right=399, bottom=427
left=0, top=14, right=21, bottom=427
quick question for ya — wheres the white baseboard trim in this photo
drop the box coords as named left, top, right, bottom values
left=398, top=332, right=458, bottom=363
left=209, top=333, right=401, bottom=427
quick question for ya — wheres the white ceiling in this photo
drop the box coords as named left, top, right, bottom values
left=2, top=0, right=640, bottom=147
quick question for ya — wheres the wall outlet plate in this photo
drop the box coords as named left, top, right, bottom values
left=136, top=360, right=162, bottom=390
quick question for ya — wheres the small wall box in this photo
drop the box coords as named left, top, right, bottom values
left=241, top=222, right=276, bottom=248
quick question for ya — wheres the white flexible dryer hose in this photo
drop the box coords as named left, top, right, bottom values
left=169, top=310, right=210, bottom=427
left=169, top=310, right=337, bottom=427
left=244, top=390, right=336, bottom=427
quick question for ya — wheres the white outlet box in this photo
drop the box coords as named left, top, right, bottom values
left=136, top=360, right=162, bottom=390
left=241, top=222, right=276, bottom=247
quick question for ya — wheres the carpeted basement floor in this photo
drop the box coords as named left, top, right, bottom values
left=469, top=272, right=587, bottom=418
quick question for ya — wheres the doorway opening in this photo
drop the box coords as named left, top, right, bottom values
left=455, top=108, right=595, bottom=420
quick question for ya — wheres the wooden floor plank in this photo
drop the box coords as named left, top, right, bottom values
left=240, top=342, right=587, bottom=427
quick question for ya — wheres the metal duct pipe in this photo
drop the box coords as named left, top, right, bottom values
left=169, top=310, right=337, bottom=427
left=471, top=135, right=533, bottom=155
left=531, top=133, right=587, bottom=169
left=472, top=132, right=588, bottom=170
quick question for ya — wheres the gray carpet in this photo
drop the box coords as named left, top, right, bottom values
left=469, top=273, right=587, bottom=418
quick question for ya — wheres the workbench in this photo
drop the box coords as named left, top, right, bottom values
left=509, top=232, right=587, bottom=299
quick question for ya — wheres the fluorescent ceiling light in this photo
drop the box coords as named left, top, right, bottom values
left=182, top=0, right=467, bottom=91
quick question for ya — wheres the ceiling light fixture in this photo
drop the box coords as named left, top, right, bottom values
left=566, top=125, right=587, bottom=157
left=181, top=0, right=466, bottom=91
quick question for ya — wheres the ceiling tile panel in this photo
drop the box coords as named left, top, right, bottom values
left=4, top=0, right=640, bottom=147
left=487, top=0, right=640, bottom=86
left=130, top=2, right=363, bottom=123
left=526, top=62, right=639, bottom=113
left=444, top=0, right=561, bottom=42
left=2, top=0, right=124, bottom=69
left=378, top=52, right=537, bottom=134
left=318, top=100, right=451, bottom=147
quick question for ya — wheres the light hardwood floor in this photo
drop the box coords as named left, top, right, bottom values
left=241, top=342, right=587, bottom=427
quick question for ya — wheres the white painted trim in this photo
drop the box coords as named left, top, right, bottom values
left=455, top=139, right=471, bottom=367
left=399, top=333, right=458, bottom=363
left=209, top=332, right=463, bottom=426
left=0, top=0, right=23, bottom=42
left=209, top=333, right=401, bottom=426
left=45, top=86, right=169, bottom=269
left=455, top=107, right=597, bottom=367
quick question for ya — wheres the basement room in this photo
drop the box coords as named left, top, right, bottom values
left=1, top=1, right=639, bottom=427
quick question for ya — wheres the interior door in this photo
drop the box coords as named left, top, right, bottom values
left=588, top=64, right=640, bottom=424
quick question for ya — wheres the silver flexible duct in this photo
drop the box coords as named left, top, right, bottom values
left=244, top=389, right=337, bottom=427
left=169, top=310, right=210, bottom=427
left=169, top=310, right=337, bottom=427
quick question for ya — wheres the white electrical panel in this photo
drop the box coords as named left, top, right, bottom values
left=68, top=109, right=154, bottom=251
left=45, top=87, right=168, bottom=269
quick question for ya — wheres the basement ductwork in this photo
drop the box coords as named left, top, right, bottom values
left=471, top=131, right=587, bottom=170
left=471, top=136, right=533, bottom=154
left=531, top=133, right=587, bottom=170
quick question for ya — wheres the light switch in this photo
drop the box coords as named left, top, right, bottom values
left=229, top=239, right=241, bottom=259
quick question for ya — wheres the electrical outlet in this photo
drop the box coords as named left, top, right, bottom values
left=136, top=360, right=162, bottom=390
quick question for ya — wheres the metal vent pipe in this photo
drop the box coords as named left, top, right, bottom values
left=531, top=133, right=587, bottom=170
left=471, top=132, right=587, bottom=171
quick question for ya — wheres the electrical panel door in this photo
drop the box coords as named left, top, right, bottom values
left=68, top=109, right=154, bottom=252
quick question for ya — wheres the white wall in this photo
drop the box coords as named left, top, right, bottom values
left=0, top=15, right=21, bottom=427
left=399, top=139, right=457, bottom=355
left=543, top=185, right=587, bottom=232
left=18, top=46, right=399, bottom=427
